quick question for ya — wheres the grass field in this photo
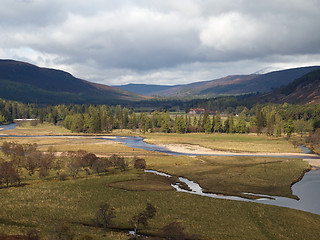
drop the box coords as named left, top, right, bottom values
left=0, top=123, right=319, bottom=239
left=0, top=170, right=320, bottom=240
left=140, top=132, right=302, bottom=153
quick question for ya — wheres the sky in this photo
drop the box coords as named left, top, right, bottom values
left=1, top=0, right=320, bottom=86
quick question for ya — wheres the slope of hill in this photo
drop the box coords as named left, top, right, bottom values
left=0, top=60, right=147, bottom=104
left=151, top=66, right=320, bottom=97
left=113, top=83, right=178, bottom=96
left=259, top=68, right=320, bottom=104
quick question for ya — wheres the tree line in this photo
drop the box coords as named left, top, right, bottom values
left=1, top=98, right=320, bottom=137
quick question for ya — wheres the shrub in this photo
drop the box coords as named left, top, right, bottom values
left=134, top=158, right=146, bottom=170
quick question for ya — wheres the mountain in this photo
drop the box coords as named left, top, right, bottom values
left=148, top=66, right=320, bottom=97
left=0, top=59, right=147, bottom=104
left=258, top=68, right=320, bottom=104
left=113, top=83, right=178, bottom=96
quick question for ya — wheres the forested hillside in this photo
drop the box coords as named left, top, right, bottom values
left=255, top=68, right=320, bottom=104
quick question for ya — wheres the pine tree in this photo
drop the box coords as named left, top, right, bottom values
left=214, top=113, right=223, bottom=132
left=204, top=117, right=212, bottom=134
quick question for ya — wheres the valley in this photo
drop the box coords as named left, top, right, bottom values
left=0, top=122, right=320, bottom=239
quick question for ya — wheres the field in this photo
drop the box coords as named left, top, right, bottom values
left=0, top=123, right=319, bottom=239
left=139, top=132, right=302, bottom=153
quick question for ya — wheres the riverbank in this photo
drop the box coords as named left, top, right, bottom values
left=157, top=143, right=320, bottom=165
left=304, top=159, right=320, bottom=168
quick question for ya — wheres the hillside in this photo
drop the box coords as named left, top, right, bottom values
left=0, top=60, right=147, bottom=104
left=113, top=83, right=178, bottom=96
left=148, top=66, right=320, bottom=97
left=259, top=68, right=320, bottom=104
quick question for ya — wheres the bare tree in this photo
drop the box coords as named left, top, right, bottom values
left=110, top=154, right=128, bottom=171
left=81, top=152, right=98, bottom=168
left=91, top=158, right=112, bottom=175
left=67, top=158, right=81, bottom=178
left=94, top=203, right=116, bottom=231
left=0, top=161, right=20, bottom=187
left=1, top=141, right=11, bottom=156
left=24, top=151, right=42, bottom=176
left=131, top=203, right=157, bottom=237
left=48, top=223, right=75, bottom=240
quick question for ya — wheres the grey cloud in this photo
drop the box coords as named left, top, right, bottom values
left=0, top=0, right=319, bottom=85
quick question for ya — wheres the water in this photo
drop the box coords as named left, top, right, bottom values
left=99, top=136, right=187, bottom=155
left=0, top=123, right=17, bottom=131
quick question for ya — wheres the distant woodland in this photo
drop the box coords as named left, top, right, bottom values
left=1, top=97, right=320, bottom=137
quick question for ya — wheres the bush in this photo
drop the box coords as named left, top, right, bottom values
left=134, top=158, right=146, bottom=170
left=59, top=173, right=68, bottom=181
left=159, top=222, right=186, bottom=240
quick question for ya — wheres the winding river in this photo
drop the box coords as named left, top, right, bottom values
left=1, top=123, right=320, bottom=215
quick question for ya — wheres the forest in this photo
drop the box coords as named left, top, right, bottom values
left=1, top=97, right=320, bottom=150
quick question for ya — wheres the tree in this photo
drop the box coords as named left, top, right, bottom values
left=214, top=113, right=223, bottom=132
left=69, top=114, right=84, bottom=132
left=161, top=112, right=171, bottom=133
left=236, top=112, right=247, bottom=133
left=110, top=154, right=128, bottom=171
left=266, top=113, right=276, bottom=136
left=94, top=203, right=116, bottom=231
left=67, top=158, right=81, bottom=178
left=49, top=223, right=74, bottom=240
left=256, top=109, right=266, bottom=134
left=133, top=158, right=146, bottom=170
left=91, top=157, right=112, bottom=175
left=228, top=114, right=235, bottom=133
left=294, top=119, right=309, bottom=137
left=1, top=141, right=11, bottom=156
left=0, top=161, right=20, bottom=187
left=223, top=117, right=230, bottom=133
left=81, top=152, right=98, bottom=168
left=284, top=119, right=295, bottom=138
left=202, top=111, right=209, bottom=129
left=24, top=151, right=42, bottom=176
left=204, top=117, right=212, bottom=134
left=174, top=116, right=187, bottom=134
left=132, top=203, right=157, bottom=236
left=312, top=118, right=320, bottom=131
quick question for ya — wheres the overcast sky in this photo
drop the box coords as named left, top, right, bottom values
left=1, top=0, right=320, bottom=86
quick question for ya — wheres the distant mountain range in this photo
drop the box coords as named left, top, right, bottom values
left=0, top=59, right=319, bottom=105
left=0, top=60, right=147, bottom=104
left=115, top=66, right=320, bottom=97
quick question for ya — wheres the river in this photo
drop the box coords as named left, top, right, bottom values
left=1, top=124, right=320, bottom=215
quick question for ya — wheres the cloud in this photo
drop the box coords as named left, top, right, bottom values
left=0, top=0, right=319, bottom=85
